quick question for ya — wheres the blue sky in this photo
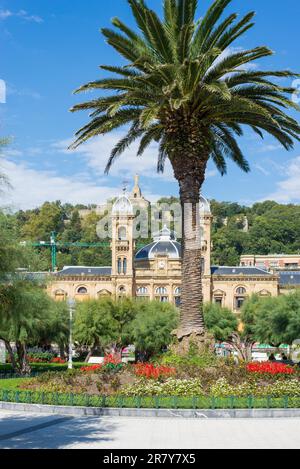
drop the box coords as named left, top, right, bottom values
left=1, top=0, right=300, bottom=210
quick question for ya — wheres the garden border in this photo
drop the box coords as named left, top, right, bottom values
left=2, top=401, right=300, bottom=418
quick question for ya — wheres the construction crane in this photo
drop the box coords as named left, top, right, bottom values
left=21, top=232, right=145, bottom=272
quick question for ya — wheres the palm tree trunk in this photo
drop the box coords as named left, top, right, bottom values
left=176, top=174, right=205, bottom=340
left=169, top=138, right=209, bottom=345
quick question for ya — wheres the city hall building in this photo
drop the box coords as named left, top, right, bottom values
left=47, top=179, right=289, bottom=313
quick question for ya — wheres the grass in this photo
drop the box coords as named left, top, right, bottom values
left=0, top=378, right=30, bottom=390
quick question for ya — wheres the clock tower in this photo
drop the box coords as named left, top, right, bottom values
left=111, top=191, right=135, bottom=298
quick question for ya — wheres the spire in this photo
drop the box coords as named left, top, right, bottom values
left=132, top=174, right=142, bottom=199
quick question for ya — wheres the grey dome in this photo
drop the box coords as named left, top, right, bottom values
left=112, top=193, right=133, bottom=216
left=136, top=226, right=181, bottom=260
left=200, top=195, right=211, bottom=215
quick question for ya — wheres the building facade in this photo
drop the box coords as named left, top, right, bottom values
left=240, top=254, right=300, bottom=271
left=48, top=180, right=284, bottom=313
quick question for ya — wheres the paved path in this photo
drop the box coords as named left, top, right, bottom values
left=0, top=410, right=300, bottom=449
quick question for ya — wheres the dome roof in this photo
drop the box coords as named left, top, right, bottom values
left=136, top=225, right=181, bottom=261
left=112, top=193, right=133, bottom=216
left=200, top=195, right=211, bottom=215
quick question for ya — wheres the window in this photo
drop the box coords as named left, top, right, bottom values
left=137, top=286, right=148, bottom=295
left=55, top=289, right=67, bottom=301
left=118, top=258, right=122, bottom=275
left=155, top=287, right=168, bottom=303
left=174, top=287, right=181, bottom=307
left=214, top=297, right=223, bottom=306
left=118, top=226, right=127, bottom=241
left=156, top=287, right=168, bottom=295
left=123, top=258, right=127, bottom=275
left=235, top=287, right=247, bottom=310
left=77, top=287, right=88, bottom=295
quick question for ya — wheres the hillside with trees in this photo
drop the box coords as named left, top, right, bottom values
left=2, top=197, right=300, bottom=271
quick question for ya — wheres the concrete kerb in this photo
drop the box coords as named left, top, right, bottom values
left=1, top=401, right=300, bottom=418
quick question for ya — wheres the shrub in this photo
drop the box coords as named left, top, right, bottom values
left=210, top=377, right=300, bottom=398
left=134, top=363, right=176, bottom=379
left=160, top=351, right=218, bottom=368
left=123, top=378, right=203, bottom=396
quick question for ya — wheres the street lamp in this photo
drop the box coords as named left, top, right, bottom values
left=67, top=298, right=76, bottom=370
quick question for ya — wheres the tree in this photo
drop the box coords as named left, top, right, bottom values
left=38, top=301, right=70, bottom=359
left=0, top=282, right=55, bottom=375
left=73, top=298, right=120, bottom=360
left=204, top=302, right=255, bottom=361
left=132, top=301, right=179, bottom=360
left=70, top=0, right=300, bottom=346
left=0, top=212, right=20, bottom=278
left=204, top=303, right=238, bottom=342
left=241, top=293, right=300, bottom=348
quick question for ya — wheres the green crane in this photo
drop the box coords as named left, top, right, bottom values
left=22, top=232, right=145, bottom=272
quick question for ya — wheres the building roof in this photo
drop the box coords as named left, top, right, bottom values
left=279, top=271, right=300, bottom=286
left=211, top=266, right=272, bottom=276
left=55, top=266, right=112, bottom=277
left=136, top=226, right=182, bottom=260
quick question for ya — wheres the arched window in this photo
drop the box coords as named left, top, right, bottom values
left=136, top=286, right=149, bottom=301
left=137, top=286, right=148, bottom=295
left=236, top=287, right=246, bottom=295
left=155, top=287, right=168, bottom=303
left=77, top=287, right=88, bottom=295
left=156, top=287, right=168, bottom=295
left=174, top=287, right=181, bottom=307
left=118, top=226, right=127, bottom=241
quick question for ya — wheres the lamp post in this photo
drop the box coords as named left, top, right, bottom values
left=67, top=298, right=76, bottom=370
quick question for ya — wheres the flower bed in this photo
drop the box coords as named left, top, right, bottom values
left=2, top=357, right=300, bottom=406
left=247, top=362, right=295, bottom=375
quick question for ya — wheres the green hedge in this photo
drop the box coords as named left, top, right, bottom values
left=0, top=388, right=299, bottom=409
left=0, top=363, right=86, bottom=374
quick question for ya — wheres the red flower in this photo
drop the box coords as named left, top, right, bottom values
left=247, top=362, right=295, bottom=375
left=51, top=358, right=66, bottom=364
left=80, top=364, right=102, bottom=373
left=104, top=353, right=122, bottom=365
left=134, top=363, right=176, bottom=379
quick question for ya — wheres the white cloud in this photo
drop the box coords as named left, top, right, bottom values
left=0, top=159, right=119, bottom=211
left=257, top=144, right=282, bottom=153
left=0, top=9, right=43, bottom=23
left=0, top=9, right=12, bottom=20
left=254, top=164, right=270, bottom=176
left=264, top=156, right=300, bottom=203
left=53, top=133, right=176, bottom=182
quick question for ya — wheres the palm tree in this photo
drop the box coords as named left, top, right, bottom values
left=70, top=0, right=300, bottom=346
